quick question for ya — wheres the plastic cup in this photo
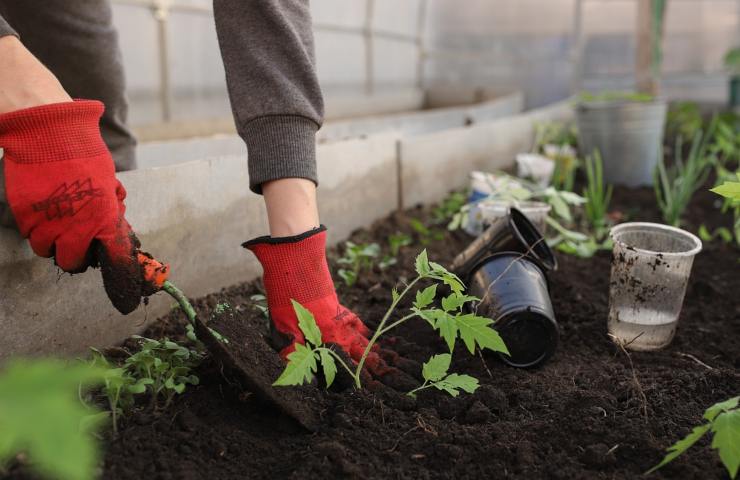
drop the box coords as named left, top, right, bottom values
left=608, top=222, right=702, bottom=351
left=478, top=200, right=551, bottom=234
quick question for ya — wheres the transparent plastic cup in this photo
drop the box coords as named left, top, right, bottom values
left=608, top=222, right=702, bottom=351
left=478, top=200, right=551, bottom=234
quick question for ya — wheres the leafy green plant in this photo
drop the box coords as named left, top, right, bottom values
left=433, top=191, right=468, bottom=224
left=707, top=114, right=740, bottom=167
left=337, top=241, right=381, bottom=287
left=533, top=121, right=578, bottom=151
left=275, top=250, right=508, bottom=392
left=655, top=131, right=713, bottom=226
left=88, top=349, right=150, bottom=434
left=124, top=336, right=202, bottom=410
left=666, top=101, right=703, bottom=141
left=409, top=218, right=444, bottom=245
left=582, top=151, right=613, bottom=236
left=0, top=360, right=106, bottom=480
left=725, top=47, right=740, bottom=74
left=407, top=353, right=478, bottom=397
left=710, top=170, right=740, bottom=246
left=388, top=232, right=412, bottom=256
left=648, top=396, right=740, bottom=479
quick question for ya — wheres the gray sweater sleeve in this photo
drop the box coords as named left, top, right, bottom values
left=213, top=0, right=324, bottom=194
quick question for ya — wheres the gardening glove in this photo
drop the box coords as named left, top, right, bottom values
left=0, top=100, right=144, bottom=314
left=244, top=226, right=401, bottom=377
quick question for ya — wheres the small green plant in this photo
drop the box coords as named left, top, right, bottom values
left=409, top=218, right=444, bottom=245
left=337, top=241, right=381, bottom=287
left=0, top=360, right=106, bottom=480
left=655, top=131, right=713, bottom=226
left=582, top=151, right=613, bottom=236
left=124, top=336, right=202, bottom=410
left=710, top=170, right=740, bottom=247
left=533, top=121, right=578, bottom=151
left=88, top=349, right=151, bottom=434
left=725, top=47, right=740, bottom=74
left=407, top=353, right=478, bottom=397
left=388, top=232, right=412, bottom=256
left=275, top=250, right=508, bottom=392
left=666, top=101, right=703, bottom=141
left=433, top=191, right=468, bottom=224
left=648, top=396, right=740, bottom=479
left=250, top=293, right=269, bottom=318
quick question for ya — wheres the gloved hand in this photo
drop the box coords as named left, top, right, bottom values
left=244, top=226, right=402, bottom=374
left=0, top=100, right=143, bottom=314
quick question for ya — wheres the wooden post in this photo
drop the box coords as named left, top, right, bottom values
left=635, top=0, right=666, bottom=96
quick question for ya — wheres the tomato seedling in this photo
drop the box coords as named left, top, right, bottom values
left=275, top=250, right=508, bottom=394
left=337, top=241, right=381, bottom=287
left=648, top=396, right=740, bottom=479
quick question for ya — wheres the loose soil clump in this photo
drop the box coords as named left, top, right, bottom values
left=9, top=185, right=739, bottom=480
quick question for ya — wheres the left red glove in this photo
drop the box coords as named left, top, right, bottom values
left=0, top=100, right=143, bottom=314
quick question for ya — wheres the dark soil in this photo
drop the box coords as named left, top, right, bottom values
left=10, top=185, right=740, bottom=480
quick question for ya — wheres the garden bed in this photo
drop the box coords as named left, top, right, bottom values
left=55, top=186, right=740, bottom=478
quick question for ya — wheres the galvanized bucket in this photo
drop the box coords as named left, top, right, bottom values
left=576, top=99, right=667, bottom=187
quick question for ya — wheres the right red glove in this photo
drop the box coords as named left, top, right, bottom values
left=0, top=100, right=143, bottom=314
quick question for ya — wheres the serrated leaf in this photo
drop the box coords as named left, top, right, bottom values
left=457, top=314, right=509, bottom=355
left=319, top=349, right=337, bottom=388
left=432, top=373, right=479, bottom=397
left=441, top=293, right=478, bottom=312
left=412, top=308, right=438, bottom=329
left=391, top=288, right=400, bottom=302
left=647, top=424, right=711, bottom=474
left=415, top=249, right=431, bottom=276
left=291, top=300, right=322, bottom=347
left=422, top=354, right=451, bottom=382
left=435, top=312, right=458, bottom=352
left=414, top=285, right=437, bottom=309
left=711, top=409, right=740, bottom=479
left=273, top=343, right=317, bottom=386
left=705, top=396, right=739, bottom=422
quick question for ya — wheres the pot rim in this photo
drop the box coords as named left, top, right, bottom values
left=610, top=222, right=702, bottom=258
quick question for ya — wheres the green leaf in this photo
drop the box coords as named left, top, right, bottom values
left=415, top=249, right=431, bottom=276
left=319, top=349, right=337, bottom=388
left=0, top=360, right=106, bottom=480
left=391, top=288, right=400, bottom=302
left=457, top=314, right=509, bottom=355
left=647, top=424, right=711, bottom=474
left=711, top=409, right=740, bottom=479
left=432, top=373, right=479, bottom=397
left=441, top=293, right=478, bottom=312
left=414, top=285, right=437, bottom=309
left=291, top=300, right=322, bottom=347
left=711, top=180, right=740, bottom=201
left=273, top=343, right=318, bottom=386
left=705, top=396, right=739, bottom=422
left=422, top=354, right=451, bottom=382
left=337, top=268, right=357, bottom=287
left=435, top=312, right=458, bottom=352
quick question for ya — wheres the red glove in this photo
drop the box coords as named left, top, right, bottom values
left=0, top=100, right=143, bottom=314
left=245, top=226, right=379, bottom=363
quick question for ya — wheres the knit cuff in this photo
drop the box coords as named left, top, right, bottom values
left=0, top=17, right=18, bottom=38
left=0, top=100, right=107, bottom=164
left=241, top=115, right=319, bottom=194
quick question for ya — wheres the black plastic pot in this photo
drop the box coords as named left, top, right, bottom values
left=467, top=252, right=558, bottom=368
left=450, top=207, right=557, bottom=279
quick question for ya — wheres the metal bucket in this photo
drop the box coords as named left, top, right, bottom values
left=467, top=252, right=558, bottom=368
left=576, top=99, right=667, bottom=187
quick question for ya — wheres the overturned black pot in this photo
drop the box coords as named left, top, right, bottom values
left=467, top=252, right=558, bottom=368
left=451, top=207, right=557, bottom=279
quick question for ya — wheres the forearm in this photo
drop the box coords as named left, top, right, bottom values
left=213, top=0, right=324, bottom=193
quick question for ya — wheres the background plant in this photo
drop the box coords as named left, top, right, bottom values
left=710, top=170, right=740, bottom=247
left=409, top=218, right=444, bottom=245
left=337, top=241, right=381, bottom=286
left=275, top=250, right=508, bottom=393
left=582, top=150, right=613, bottom=237
left=648, top=396, right=739, bottom=479
left=655, top=130, right=713, bottom=226
left=0, top=360, right=106, bottom=480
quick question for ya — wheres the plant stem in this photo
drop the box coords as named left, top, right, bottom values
left=352, top=276, right=422, bottom=388
left=378, top=313, right=417, bottom=336
left=407, top=381, right=430, bottom=397
left=324, top=348, right=356, bottom=379
left=162, top=281, right=197, bottom=326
